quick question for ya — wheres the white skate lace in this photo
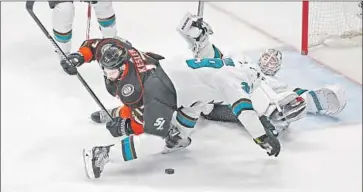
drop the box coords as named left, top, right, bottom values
left=99, top=109, right=114, bottom=123
left=93, top=147, right=110, bottom=171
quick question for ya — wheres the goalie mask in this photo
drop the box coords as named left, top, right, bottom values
left=257, top=49, right=283, bottom=76
left=99, top=43, right=128, bottom=81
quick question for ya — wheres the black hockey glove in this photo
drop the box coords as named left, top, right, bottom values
left=60, top=53, right=85, bottom=75
left=106, top=117, right=134, bottom=137
left=253, top=116, right=281, bottom=157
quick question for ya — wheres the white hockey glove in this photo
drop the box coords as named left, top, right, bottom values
left=177, top=12, right=214, bottom=57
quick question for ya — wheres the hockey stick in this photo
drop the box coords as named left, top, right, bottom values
left=86, top=2, right=91, bottom=40
left=195, top=1, right=204, bottom=42
left=197, top=1, right=204, bottom=23
left=26, top=1, right=114, bottom=121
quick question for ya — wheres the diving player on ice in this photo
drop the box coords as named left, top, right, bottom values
left=92, top=13, right=346, bottom=133
left=59, top=22, right=289, bottom=179
left=173, top=12, right=347, bottom=126
left=66, top=12, right=347, bottom=179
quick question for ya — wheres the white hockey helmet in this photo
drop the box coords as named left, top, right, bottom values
left=257, top=48, right=283, bottom=76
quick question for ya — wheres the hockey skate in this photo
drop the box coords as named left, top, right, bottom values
left=162, top=125, right=192, bottom=154
left=91, top=107, right=120, bottom=123
left=83, top=145, right=113, bottom=179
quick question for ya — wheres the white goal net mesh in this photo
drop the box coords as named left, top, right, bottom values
left=308, top=1, right=362, bottom=48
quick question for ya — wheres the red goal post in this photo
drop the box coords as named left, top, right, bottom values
left=301, top=1, right=362, bottom=55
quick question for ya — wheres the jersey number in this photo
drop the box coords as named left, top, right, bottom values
left=186, top=58, right=235, bottom=69
left=241, top=82, right=251, bottom=93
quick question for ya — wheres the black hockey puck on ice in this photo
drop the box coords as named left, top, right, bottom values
left=165, top=168, right=175, bottom=174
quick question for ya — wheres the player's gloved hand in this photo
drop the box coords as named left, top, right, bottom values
left=188, top=16, right=213, bottom=41
left=60, top=52, right=85, bottom=75
left=253, top=116, right=281, bottom=157
left=106, top=117, right=134, bottom=137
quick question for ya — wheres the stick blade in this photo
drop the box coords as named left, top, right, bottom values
left=26, top=1, right=35, bottom=11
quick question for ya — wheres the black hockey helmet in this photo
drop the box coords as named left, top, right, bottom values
left=99, top=43, right=128, bottom=69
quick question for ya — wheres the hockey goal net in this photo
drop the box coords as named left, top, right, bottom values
left=301, top=1, right=362, bottom=55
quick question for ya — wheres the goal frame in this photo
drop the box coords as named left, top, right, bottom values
left=301, top=0, right=309, bottom=55
left=301, top=0, right=362, bottom=55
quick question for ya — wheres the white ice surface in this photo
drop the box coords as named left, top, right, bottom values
left=1, top=2, right=362, bottom=192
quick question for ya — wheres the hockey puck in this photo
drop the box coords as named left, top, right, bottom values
left=165, top=168, right=175, bottom=174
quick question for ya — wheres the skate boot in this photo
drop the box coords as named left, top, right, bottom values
left=91, top=107, right=121, bottom=123
left=162, top=125, right=192, bottom=154
left=83, top=145, right=113, bottom=179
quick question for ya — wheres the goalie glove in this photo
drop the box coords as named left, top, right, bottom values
left=177, top=12, right=213, bottom=57
left=106, top=117, right=134, bottom=137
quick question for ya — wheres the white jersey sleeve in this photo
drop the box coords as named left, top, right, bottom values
left=262, top=75, right=288, bottom=93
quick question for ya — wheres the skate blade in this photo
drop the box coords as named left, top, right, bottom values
left=82, top=149, right=96, bottom=179
left=161, top=138, right=191, bottom=154
left=161, top=146, right=186, bottom=154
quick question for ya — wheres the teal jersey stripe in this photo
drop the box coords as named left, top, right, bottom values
left=232, top=102, right=253, bottom=116
left=54, top=32, right=72, bottom=43
left=295, top=89, right=308, bottom=96
left=98, top=17, right=116, bottom=27
left=122, top=136, right=135, bottom=161
left=176, top=113, right=197, bottom=128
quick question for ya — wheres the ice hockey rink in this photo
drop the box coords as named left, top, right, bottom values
left=1, top=2, right=362, bottom=192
